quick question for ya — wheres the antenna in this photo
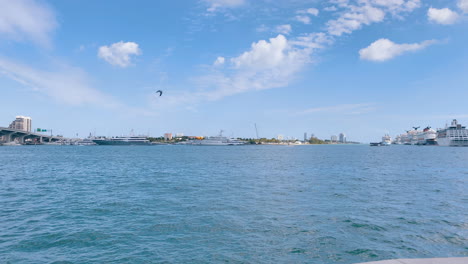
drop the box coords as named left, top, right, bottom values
left=254, top=123, right=259, bottom=139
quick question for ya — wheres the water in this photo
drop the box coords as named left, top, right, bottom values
left=0, top=145, right=467, bottom=263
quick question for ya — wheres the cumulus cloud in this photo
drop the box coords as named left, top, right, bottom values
left=204, top=0, right=245, bottom=12
left=0, top=0, right=57, bottom=47
left=459, top=0, right=468, bottom=13
left=276, top=24, right=292, bottom=35
left=428, top=7, right=459, bottom=25
left=359, top=38, right=436, bottom=62
left=213, top=56, right=225, bottom=66
left=156, top=34, right=329, bottom=107
left=98, top=41, right=142, bottom=68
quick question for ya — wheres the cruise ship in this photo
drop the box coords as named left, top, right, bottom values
left=188, top=131, right=246, bottom=146
left=92, top=136, right=151, bottom=145
left=416, top=126, right=437, bottom=145
left=381, top=134, right=392, bottom=146
left=436, top=119, right=468, bottom=147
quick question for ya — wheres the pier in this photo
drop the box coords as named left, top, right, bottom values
left=0, top=126, right=64, bottom=144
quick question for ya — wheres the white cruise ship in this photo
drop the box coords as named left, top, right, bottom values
left=437, top=119, right=468, bottom=147
left=189, top=131, right=246, bottom=146
left=416, top=126, right=437, bottom=145
left=381, top=134, right=392, bottom=146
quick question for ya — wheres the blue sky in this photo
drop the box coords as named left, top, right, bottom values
left=0, top=0, right=467, bottom=142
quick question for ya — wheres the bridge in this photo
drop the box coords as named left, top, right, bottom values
left=0, top=127, right=65, bottom=145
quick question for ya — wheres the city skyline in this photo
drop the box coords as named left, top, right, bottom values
left=1, top=0, right=468, bottom=142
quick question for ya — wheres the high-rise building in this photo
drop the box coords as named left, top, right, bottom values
left=304, top=132, right=307, bottom=142
left=331, top=135, right=338, bottom=142
left=8, top=116, right=32, bottom=132
left=164, top=133, right=173, bottom=140
left=339, top=133, right=346, bottom=143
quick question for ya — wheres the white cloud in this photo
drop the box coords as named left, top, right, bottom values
left=213, top=56, right=225, bottom=66
left=231, top=35, right=303, bottom=70
left=204, top=0, right=245, bottom=12
left=0, top=57, right=116, bottom=107
left=98, top=41, right=142, bottom=68
left=295, top=8, right=319, bottom=24
left=298, top=8, right=319, bottom=16
left=0, top=57, right=154, bottom=117
left=359, top=38, right=436, bottom=62
left=0, top=0, right=57, bottom=47
left=155, top=34, right=328, bottom=107
left=295, top=15, right=311, bottom=24
left=327, top=5, right=385, bottom=36
left=326, top=0, right=421, bottom=36
left=324, top=6, right=338, bottom=12
left=276, top=24, right=292, bottom=35
left=364, top=0, right=421, bottom=15
left=459, top=0, right=468, bottom=13
left=428, top=7, right=459, bottom=25
left=300, top=103, right=376, bottom=115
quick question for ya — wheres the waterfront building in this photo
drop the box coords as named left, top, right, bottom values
left=8, top=116, right=32, bottom=132
left=175, top=133, right=184, bottom=138
left=304, top=132, right=307, bottom=142
left=164, top=133, right=173, bottom=140
left=331, top=135, right=338, bottom=142
left=339, top=133, right=346, bottom=143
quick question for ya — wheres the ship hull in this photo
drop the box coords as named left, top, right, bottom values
left=93, top=140, right=151, bottom=145
left=437, top=138, right=468, bottom=147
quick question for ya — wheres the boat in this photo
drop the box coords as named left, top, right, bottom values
left=436, top=119, right=468, bottom=147
left=92, top=136, right=151, bottom=145
left=416, top=126, right=437, bottom=145
left=1, top=141, right=22, bottom=146
left=381, top=134, right=392, bottom=146
left=188, top=131, right=246, bottom=146
left=75, top=137, right=97, bottom=146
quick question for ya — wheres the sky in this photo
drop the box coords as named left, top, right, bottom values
left=0, top=0, right=467, bottom=142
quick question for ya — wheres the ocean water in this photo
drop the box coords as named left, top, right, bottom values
left=0, top=145, right=467, bottom=263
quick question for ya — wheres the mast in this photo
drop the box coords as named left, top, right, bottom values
left=254, top=123, right=259, bottom=139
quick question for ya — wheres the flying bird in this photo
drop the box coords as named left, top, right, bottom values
left=156, top=90, right=163, bottom=96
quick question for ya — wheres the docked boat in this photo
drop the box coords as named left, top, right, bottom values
left=436, top=119, right=468, bottom=147
left=92, top=136, right=151, bottom=145
left=416, top=126, right=437, bottom=145
left=188, top=131, right=246, bottom=146
left=381, top=134, right=392, bottom=146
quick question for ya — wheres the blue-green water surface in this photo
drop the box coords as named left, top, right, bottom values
left=0, top=145, right=467, bottom=263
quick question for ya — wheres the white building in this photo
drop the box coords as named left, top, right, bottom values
left=339, top=133, right=346, bottom=143
left=9, top=116, right=32, bottom=132
left=331, top=135, right=338, bottom=142
left=277, top=134, right=284, bottom=141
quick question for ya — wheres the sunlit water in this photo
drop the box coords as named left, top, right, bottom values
left=1, top=145, right=467, bottom=263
